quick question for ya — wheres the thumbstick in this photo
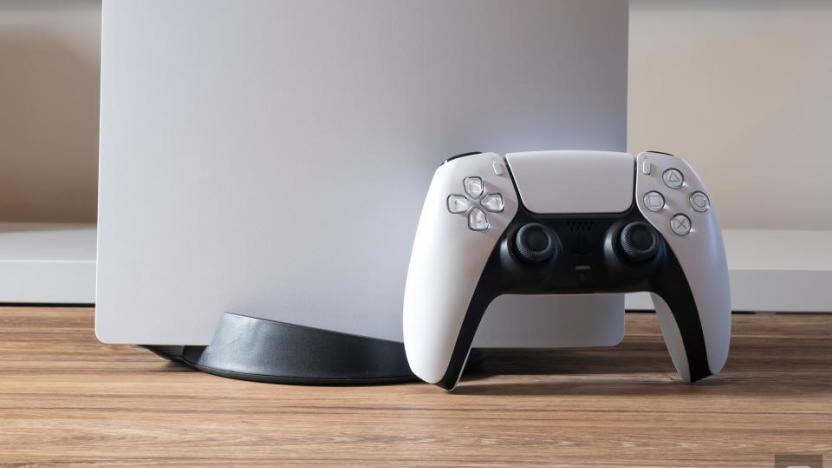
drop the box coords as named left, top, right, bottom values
left=618, top=221, right=659, bottom=262
left=513, top=223, right=559, bottom=264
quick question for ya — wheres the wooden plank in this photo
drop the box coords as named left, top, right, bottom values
left=0, top=308, right=830, bottom=467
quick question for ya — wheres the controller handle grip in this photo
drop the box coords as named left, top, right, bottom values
left=650, top=229, right=731, bottom=381
left=403, top=153, right=518, bottom=389
left=636, top=151, right=731, bottom=381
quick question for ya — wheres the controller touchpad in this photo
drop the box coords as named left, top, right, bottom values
left=506, top=151, right=634, bottom=214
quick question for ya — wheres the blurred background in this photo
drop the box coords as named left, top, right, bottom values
left=0, top=0, right=830, bottom=307
left=629, top=1, right=832, bottom=230
left=0, top=0, right=99, bottom=223
left=1, top=0, right=830, bottom=228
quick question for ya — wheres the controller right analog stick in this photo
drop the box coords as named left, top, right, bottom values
left=618, top=221, right=659, bottom=262
left=513, top=223, right=558, bottom=263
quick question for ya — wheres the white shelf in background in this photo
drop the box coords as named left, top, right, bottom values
left=0, top=225, right=828, bottom=310
left=0, top=223, right=96, bottom=304
left=627, top=229, right=832, bottom=312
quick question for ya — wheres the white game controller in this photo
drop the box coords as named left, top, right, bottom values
left=403, top=150, right=731, bottom=390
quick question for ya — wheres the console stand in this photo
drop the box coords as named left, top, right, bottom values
left=145, top=312, right=416, bottom=385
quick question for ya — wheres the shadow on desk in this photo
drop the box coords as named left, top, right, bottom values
left=455, top=333, right=832, bottom=397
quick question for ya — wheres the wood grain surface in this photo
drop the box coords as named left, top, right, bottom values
left=0, top=307, right=829, bottom=467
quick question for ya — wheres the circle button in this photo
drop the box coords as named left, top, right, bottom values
left=643, top=191, right=665, bottom=212
left=670, top=214, right=692, bottom=236
left=662, top=168, right=684, bottom=189
left=690, top=191, right=710, bottom=212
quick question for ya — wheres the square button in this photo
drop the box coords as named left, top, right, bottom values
left=643, top=191, right=665, bottom=212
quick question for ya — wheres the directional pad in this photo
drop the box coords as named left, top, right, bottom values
left=481, top=193, right=504, bottom=212
left=463, top=177, right=484, bottom=199
left=468, top=208, right=489, bottom=231
left=447, top=194, right=471, bottom=214
left=447, top=176, right=507, bottom=231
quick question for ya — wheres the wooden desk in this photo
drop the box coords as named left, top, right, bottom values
left=0, top=308, right=829, bottom=467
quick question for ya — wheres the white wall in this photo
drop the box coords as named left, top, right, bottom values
left=0, top=0, right=100, bottom=222
left=629, top=1, right=832, bottom=230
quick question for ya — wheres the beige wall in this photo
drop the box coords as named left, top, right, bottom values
left=630, top=1, right=832, bottom=229
left=3, top=1, right=831, bottom=228
left=0, top=0, right=100, bottom=222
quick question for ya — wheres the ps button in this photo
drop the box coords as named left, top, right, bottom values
left=643, top=191, right=665, bottom=212
left=662, top=168, right=684, bottom=189
left=670, top=214, right=692, bottom=236
left=447, top=194, right=471, bottom=214
left=468, top=208, right=489, bottom=231
left=463, top=176, right=484, bottom=199
left=481, top=193, right=504, bottom=212
left=690, top=191, right=710, bottom=212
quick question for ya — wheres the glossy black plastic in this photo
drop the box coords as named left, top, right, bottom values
left=147, top=313, right=417, bottom=385
left=436, top=205, right=711, bottom=390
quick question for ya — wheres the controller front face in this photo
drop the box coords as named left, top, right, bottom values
left=403, top=150, right=731, bottom=390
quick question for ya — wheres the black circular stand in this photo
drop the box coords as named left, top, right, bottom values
left=144, top=312, right=417, bottom=385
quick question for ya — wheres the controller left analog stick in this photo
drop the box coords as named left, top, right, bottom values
left=513, top=223, right=559, bottom=263
left=618, top=221, right=660, bottom=262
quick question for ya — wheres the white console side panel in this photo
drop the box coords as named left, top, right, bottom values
left=506, top=151, right=634, bottom=214
left=96, top=0, right=629, bottom=346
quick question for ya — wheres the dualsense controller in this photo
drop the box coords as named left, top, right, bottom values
left=403, top=150, right=731, bottom=390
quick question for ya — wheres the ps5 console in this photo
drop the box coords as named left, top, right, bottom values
left=404, top=150, right=731, bottom=390
left=96, top=1, right=630, bottom=382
